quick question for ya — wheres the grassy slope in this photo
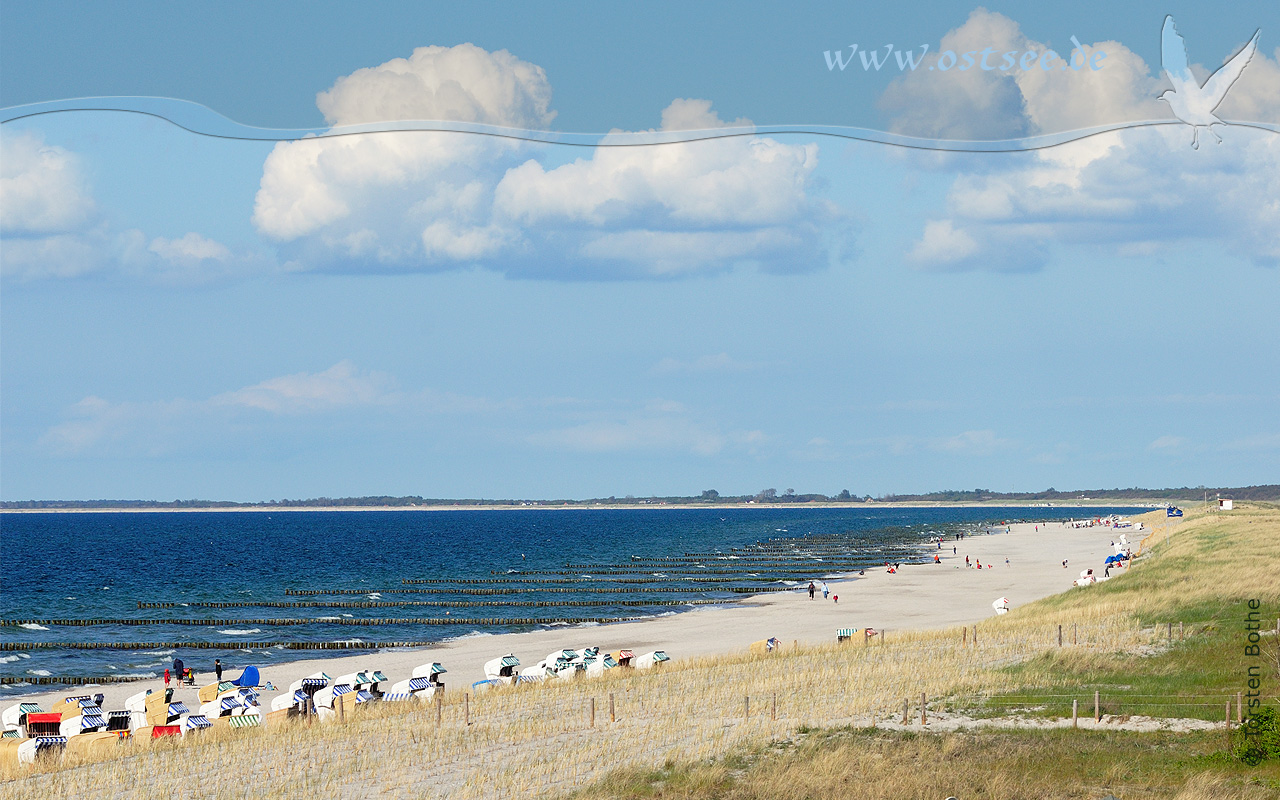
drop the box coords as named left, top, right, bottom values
left=573, top=504, right=1280, bottom=800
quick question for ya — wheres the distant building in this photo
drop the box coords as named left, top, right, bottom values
left=1219, top=498, right=1234, bottom=510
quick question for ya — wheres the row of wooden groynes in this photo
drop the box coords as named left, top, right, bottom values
left=2, top=616, right=644, bottom=627
left=283, top=586, right=790, bottom=595
left=0, top=640, right=436, bottom=653
left=136, top=599, right=726, bottom=609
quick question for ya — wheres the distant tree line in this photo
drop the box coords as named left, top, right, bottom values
left=3, top=484, right=1276, bottom=510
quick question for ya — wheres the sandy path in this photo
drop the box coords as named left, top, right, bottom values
left=10, top=518, right=1135, bottom=714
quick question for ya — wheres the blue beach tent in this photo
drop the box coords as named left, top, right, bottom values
left=232, top=666, right=260, bottom=687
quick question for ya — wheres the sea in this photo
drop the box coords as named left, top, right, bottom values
left=0, top=505, right=1147, bottom=694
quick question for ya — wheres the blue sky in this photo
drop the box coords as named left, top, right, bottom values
left=2, top=2, right=1277, bottom=500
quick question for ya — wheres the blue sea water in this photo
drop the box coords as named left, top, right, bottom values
left=0, top=505, right=1145, bottom=692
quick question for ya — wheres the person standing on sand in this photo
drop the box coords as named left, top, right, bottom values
left=215, top=659, right=223, bottom=682
left=965, top=555, right=970, bottom=567
left=164, top=668, right=170, bottom=688
left=808, top=582, right=816, bottom=600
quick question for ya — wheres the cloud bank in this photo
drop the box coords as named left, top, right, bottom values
left=253, top=45, right=835, bottom=279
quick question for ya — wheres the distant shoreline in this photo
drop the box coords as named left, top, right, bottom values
left=0, top=500, right=1166, bottom=514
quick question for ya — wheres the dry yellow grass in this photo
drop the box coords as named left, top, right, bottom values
left=2, top=503, right=1274, bottom=799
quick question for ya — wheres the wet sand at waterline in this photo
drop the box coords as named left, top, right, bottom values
left=16, top=519, right=1129, bottom=712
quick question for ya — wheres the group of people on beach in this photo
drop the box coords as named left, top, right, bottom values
left=163, top=657, right=222, bottom=689
left=806, top=581, right=837, bottom=604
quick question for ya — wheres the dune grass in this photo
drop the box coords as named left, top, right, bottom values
left=579, top=727, right=1280, bottom=800
left=2, top=504, right=1276, bottom=798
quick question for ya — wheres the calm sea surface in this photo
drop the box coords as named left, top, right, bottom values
left=0, top=506, right=1145, bottom=692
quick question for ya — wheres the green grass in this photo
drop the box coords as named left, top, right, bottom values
left=575, top=727, right=1280, bottom=800
left=967, top=608, right=1280, bottom=721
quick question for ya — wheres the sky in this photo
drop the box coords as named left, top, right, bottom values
left=1, top=2, right=1278, bottom=501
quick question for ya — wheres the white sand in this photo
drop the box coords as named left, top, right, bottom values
left=10, top=519, right=1134, bottom=714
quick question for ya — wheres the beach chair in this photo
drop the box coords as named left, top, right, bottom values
left=17, top=736, right=66, bottom=765
left=635, top=651, right=670, bottom=669
left=836, top=628, right=857, bottom=643
left=2, top=702, right=43, bottom=735
left=748, top=638, right=781, bottom=655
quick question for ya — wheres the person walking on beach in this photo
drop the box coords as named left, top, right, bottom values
left=215, top=659, right=223, bottom=681
left=822, top=582, right=830, bottom=600
left=164, top=668, right=170, bottom=689
left=965, top=555, right=970, bottom=567
left=808, top=582, right=816, bottom=600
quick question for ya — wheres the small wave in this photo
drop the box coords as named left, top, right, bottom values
left=329, top=639, right=364, bottom=645
left=27, top=669, right=52, bottom=676
left=139, top=649, right=175, bottom=656
left=651, top=573, right=668, bottom=578
left=218, top=628, right=261, bottom=635
left=114, top=672, right=158, bottom=679
left=0, top=655, right=21, bottom=663
left=367, top=593, right=382, bottom=600
left=342, top=614, right=353, bottom=618
left=315, top=616, right=341, bottom=621
left=131, top=662, right=165, bottom=669
left=574, top=621, right=601, bottom=627
left=19, top=623, right=49, bottom=631
left=775, top=580, right=800, bottom=586
left=443, top=630, right=494, bottom=643
left=64, top=596, right=76, bottom=600
left=101, top=586, right=111, bottom=590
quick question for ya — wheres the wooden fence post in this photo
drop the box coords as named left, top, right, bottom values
left=1072, top=624, right=1077, bottom=645
left=921, top=692, right=927, bottom=726
left=1094, top=691, right=1100, bottom=722
left=1237, top=692, right=1243, bottom=724
left=744, top=695, right=750, bottom=720
left=1226, top=701, right=1232, bottom=750
left=902, top=699, right=908, bottom=725
left=436, top=693, right=442, bottom=726
left=464, top=692, right=470, bottom=726
left=590, top=697, right=595, bottom=728
left=1058, top=625, right=1063, bottom=647
left=962, top=626, right=967, bottom=646
left=1168, top=622, right=1173, bottom=643
left=1179, top=621, right=1184, bottom=641
left=1072, top=699, right=1078, bottom=728
left=609, top=693, right=615, bottom=723
left=771, top=693, right=777, bottom=721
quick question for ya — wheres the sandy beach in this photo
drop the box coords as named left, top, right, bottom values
left=11, top=518, right=1132, bottom=714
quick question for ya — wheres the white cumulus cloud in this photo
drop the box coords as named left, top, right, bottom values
left=888, top=11, right=1280, bottom=271
left=0, top=131, right=97, bottom=235
left=254, top=46, right=838, bottom=279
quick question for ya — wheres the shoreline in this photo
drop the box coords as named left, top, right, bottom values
left=0, top=501, right=1166, bottom=514
left=4, top=518, right=1136, bottom=712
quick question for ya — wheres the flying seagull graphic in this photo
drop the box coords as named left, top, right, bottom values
left=1159, top=16, right=1260, bottom=149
